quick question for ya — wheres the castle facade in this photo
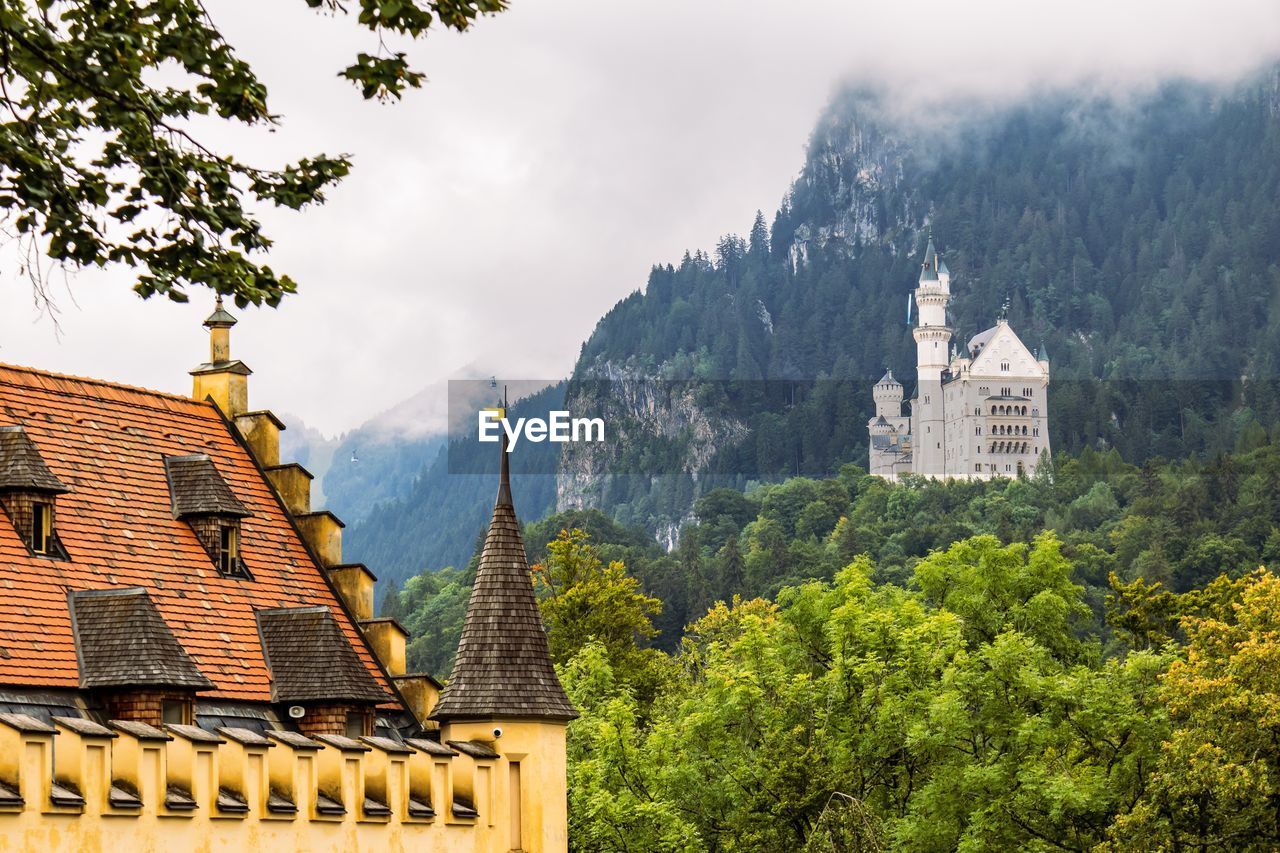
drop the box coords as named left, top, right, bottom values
left=869, top=237, right=1051, bottom=481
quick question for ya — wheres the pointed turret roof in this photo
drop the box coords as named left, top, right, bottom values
left=878, top=369, right=901, bottom=387
left=430, top=428, right=577, bottom=722
left=938, top=256, right=950, bottom=277
left=1038, top=342, right=1050, bottom=362
left=918, top=234, right=939, bottom=282
left=203, top=296, right=237, bottom=329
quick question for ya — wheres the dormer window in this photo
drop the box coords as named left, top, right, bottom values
left=165, top=454, right=253, bottom=579
left=218, top=524, right=239, bottom=574
left=31, top=502, right=52, bottom=554
left=0, top=426, right=71, bottom=560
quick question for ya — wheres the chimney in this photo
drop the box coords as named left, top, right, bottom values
left=190, top=297, right=251, bottom=418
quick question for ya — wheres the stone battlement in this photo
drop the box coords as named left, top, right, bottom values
left=0, top=713, right=515, bottom=852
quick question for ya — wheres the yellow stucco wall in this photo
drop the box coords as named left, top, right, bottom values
left=362, top=620, right=408, bottom=676
left=191, top=371, right=247, bottom=418
left=263, top=464, right=313, bottom=515
left=440, top=720, right=569, bottom=853
left=294, top=512, right=343, bottom=568
left=328, top=565, right=375, bottom=622
left=0, top=715, right=571, bottom=852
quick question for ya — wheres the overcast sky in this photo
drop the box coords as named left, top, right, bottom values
left=2, top=1, right=1279, bottom=436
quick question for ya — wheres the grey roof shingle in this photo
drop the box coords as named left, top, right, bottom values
left=430, top=448, right=577, bottom=722
left=256, top=606, right=391, bottom=704
left=164, top=454, right=251, bottom=518
left=0, top=426, right=69, bottom=493
left=68, top=588, right=215, bottom=690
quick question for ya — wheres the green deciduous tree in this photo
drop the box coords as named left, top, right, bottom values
left=1109, top=569, right=1280, bottom=850
left=0, top=0, right=505, bottom=305
left=534, top=528, right=665, bottom=700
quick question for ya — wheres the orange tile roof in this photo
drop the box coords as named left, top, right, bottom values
left=0, top=362, right=398, bottom=707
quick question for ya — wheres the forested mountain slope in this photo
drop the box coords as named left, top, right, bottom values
left=344, top=383, right=563, bottom=588
left=560, top=69, right=1280, bottom=537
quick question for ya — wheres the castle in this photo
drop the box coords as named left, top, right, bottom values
left=0, top=302, right=571, bottom=851
left=869, top=236, right=1052, bottom=480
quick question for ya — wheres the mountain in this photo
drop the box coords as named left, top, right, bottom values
left=343, top=382, right=565, bottom=591
left=559, top=67, right=1280, bottom=538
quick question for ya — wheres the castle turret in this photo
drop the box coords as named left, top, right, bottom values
left=911, top=235, right=952, bottom=477
left=430, top=425, right=576, bottom=852
left=872, top=369, right=904, bottom=418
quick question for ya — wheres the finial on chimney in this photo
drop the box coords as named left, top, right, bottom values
left=191, top=295, right=251, bottom=416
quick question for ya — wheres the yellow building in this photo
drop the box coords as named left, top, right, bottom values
left=0, top=301, right=573, bottom=851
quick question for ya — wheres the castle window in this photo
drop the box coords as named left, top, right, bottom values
left=990, top=406, right=996, bottom=415
left=975, top=426, right=981, bottom=436
left=1001, top=362, right=1010, bottom=372
left=162, top=698, right=193, bottom=726
left=345, top=709, right=372, bottom=739
left=218, top=524, right=239, bottom=575
left=510, top=761, right=524, bottom=850
left=1033, top=428, right=1039, bottom=437
left=975, top=464, right=982, bottom=472
left=31, top=501, right=52, bottom=554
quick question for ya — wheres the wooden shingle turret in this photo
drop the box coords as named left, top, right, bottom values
left=430, top=431, right=577, bottom=722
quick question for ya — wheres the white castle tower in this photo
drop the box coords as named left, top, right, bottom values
left=911, top=237, right=951, bottom=477
left=869, top=233, right=1052, bottom=481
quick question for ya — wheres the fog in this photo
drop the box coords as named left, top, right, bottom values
left=1, top=0, right=1277, bottom=435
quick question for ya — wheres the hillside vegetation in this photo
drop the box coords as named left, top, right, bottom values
left=562, top=71, right=1280, bottom=535
left=391, top=438, right=1280, bottom=849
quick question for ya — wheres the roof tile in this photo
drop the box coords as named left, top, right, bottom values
left=0, top=363, right=395, bottom=706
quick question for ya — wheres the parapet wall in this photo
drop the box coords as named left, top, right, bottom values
left=0, top=713, right=511, bottom=852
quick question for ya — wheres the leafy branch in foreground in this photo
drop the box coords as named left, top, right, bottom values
left=0, top=0, right=506, bottom=306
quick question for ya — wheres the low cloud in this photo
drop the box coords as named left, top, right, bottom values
left=2, top=0, right=1277, bottom=435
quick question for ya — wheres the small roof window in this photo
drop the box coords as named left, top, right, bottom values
left=0, top=426, right=71, bottom=559
left=164, top=455, right=253, bottom=579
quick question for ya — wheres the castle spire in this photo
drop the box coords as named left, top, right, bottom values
left=429, top=415, right=576, bottom=723
left=497, top=388, right=513, bottom=508
left=919, top=235, right=939, bottom=282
